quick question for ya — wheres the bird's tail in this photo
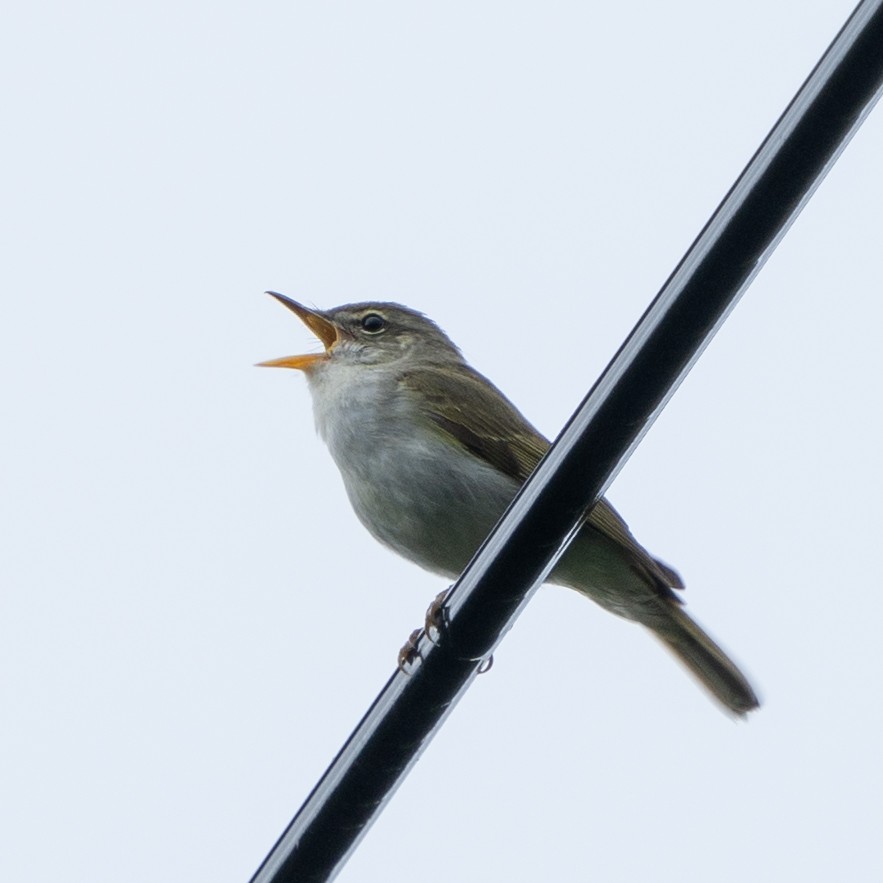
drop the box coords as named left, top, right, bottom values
left=649, top=604, right=759, bottom=716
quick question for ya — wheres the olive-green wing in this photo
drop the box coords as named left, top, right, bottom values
left=400, top=363, right=549, bottom=483
left=401, top=364, right=683, bottom=590
left=589, top=497, right=684, bottom=589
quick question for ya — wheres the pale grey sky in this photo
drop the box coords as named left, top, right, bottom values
left=2, top=2, right=882, bottom=881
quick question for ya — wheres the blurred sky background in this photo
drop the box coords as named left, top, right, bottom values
left=2, top=2, right=882, bottom=881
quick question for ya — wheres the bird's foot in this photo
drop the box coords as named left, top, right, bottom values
left=424, top=588, right=451, bottom=644
left=397, top=628, right=423, bottom=674
left=400, top=588, right=494, bottom=676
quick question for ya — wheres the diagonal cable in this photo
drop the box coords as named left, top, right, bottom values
left=250, top=2, right=883, bottom=880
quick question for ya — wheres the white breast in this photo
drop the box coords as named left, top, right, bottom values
left=305, top=361, right=519, bottom=577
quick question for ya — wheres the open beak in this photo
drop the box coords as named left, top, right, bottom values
left=257, top=291, right=341, bottom=371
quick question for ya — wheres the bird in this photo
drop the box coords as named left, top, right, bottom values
left=259, top=291, right=759, bottom=715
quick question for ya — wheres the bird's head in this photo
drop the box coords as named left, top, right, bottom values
left=257, top=291, right=462, bottom=373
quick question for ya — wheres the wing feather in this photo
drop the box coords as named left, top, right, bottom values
left=400, top=364, right=682, bottom=590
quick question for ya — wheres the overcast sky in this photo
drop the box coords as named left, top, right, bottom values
left=2, top=2, right=883, bottom=881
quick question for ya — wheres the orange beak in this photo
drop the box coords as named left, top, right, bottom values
left=257, top=291, right=341, bottom=371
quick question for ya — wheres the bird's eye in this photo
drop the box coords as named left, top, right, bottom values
left=360, top=313, right=387, bottom=334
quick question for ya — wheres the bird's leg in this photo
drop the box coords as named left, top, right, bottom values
left=397, top=628, right=423, bottom=674
left=423, top=587, right=494, bottom=674
left=396, top=588, right=451, bottom=674
left=424, top=588, right=452, bottom=644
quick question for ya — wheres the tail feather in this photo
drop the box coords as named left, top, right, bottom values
left=650, top=604, right=759, bottom=716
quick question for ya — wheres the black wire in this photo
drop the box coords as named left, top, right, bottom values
left=249, top=2, right=883, bottom=880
